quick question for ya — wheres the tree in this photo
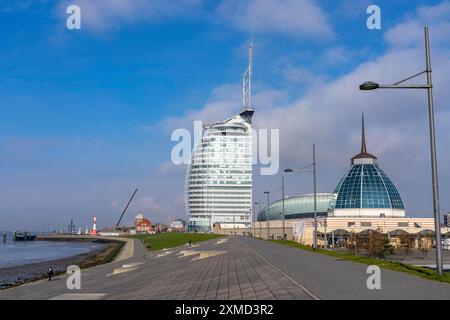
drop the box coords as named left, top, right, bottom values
left=398, top=235, right=415, bottom=256
left=363, top=228, right=393, bottom=258
left=418, top=237, right=431, bottom=258
left=346, top=232, right=359, bottom=255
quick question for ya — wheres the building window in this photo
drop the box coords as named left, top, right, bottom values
left=398, top=222, right=409, bottom=228
left=348, top=222, right=356, bottom=227
left=414, top=223, right=421, bottom=228
left=361, top=222, right=372, bottom=227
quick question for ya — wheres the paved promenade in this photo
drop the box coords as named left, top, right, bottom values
left=0, top=237, right=315, bottom=300
left=0, top=236, right=449, bottom=300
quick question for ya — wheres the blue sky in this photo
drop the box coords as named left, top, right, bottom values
left=0, top=0, right=449, bottom=230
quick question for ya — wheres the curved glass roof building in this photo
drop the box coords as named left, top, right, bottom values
left=328, top=114, right=405, bottom=217
left=257, top=193, right=333, bottom=221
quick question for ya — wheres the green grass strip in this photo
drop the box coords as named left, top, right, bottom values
left=131, top=233, right=224, bottom=251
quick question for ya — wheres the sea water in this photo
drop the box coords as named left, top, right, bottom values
left=0, top=232, right=104, bottom=268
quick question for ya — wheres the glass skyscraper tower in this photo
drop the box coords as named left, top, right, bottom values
left=186, top=44, right=254, bottom=232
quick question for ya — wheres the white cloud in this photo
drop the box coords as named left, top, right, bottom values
left=133, top=196, right=161, bottom=212
left=58, top=0, right=203, bottom=32
left=216, top=0, right=334, bottom=38
left=162, top=83, right=242, bottom=132
left=281, top=64, right=329, bottom=88
left=156, top=161, right=186, bottom=176
left=56, top=0, right=333, bottom=37
left=385, top=2, right=450, bottom=48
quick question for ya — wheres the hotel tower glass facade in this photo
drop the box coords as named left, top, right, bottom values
left=186, top=111, right=253, bottom=232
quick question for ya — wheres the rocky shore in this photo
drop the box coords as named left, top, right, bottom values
left=0, top=237, right=124, bottom=289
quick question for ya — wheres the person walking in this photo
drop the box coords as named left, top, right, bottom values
left=47, top=267, right=54, bottom=281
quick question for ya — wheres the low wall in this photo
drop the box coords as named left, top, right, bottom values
left=214, top=226, right=294, bottom=241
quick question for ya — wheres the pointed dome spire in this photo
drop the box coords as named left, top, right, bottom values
left=351, top=112, right=377, bottom=164
left=361, top=112, right=367, bottom=154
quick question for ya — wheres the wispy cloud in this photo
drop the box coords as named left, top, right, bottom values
left=54, top=0, right=333, bottom=38
left=385, top=2, right=450, bottom=48
left=57, top=0, right=203, bottom=33
left=133, top=196, right=161, bottom=212
left=216, top=0, right=334, bottom=38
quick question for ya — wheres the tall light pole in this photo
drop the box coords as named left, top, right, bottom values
left=248, top=208, right=252, bottom=236
left=253, top=202, right=258, bottom=237
left=233, top=214, right=235, bottom=236
left=281, top=175, right=286, bottom=240
left=264, top=191, right=270, bottom=240
left=255, top=201, right=261, bottom=238
left=359, top=26, right=443, bottom=276
left=285, top=144, right=318, bottom=250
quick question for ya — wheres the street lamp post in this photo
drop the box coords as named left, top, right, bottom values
left=255, top=201, right=261, bottom=238
left=253, top=202, right=258, bottom=238
left=233, top=214, right=235, bottom=236
left=259, top=202, right=261, bottom=237
left=359, top=26, right=443, bottom=276
left=285, top=144, right=318, bottom=250
left=264, top=191, right=270, bottom=240
left=282, top=175, right=286, bottom=240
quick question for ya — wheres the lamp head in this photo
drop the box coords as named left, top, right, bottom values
left=359, top=81, right=379, bottom=91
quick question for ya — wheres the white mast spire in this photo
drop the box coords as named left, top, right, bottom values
left=243, top=39, right=253, bottom=111
left=248, top=40, right=252, bottom=110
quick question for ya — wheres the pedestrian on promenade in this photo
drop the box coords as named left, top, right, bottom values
left=47, top=267, right=54, bottom=281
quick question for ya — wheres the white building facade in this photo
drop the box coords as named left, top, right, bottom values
left=186, top=43, right=254, bottom=232
left=186, top=112, right=253, bottom=232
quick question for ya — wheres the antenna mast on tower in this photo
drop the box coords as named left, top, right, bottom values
left=242, top=41, right=253, bottom=111
left=240, top=39, right=255, bottom=125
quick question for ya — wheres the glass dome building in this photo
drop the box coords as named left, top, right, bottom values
left=328, top=114, right=405, bottom=217
left=257, top=193, right=333, bottom=221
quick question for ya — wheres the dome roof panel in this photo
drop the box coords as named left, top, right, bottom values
left=330, top=163, right=404, bottom=210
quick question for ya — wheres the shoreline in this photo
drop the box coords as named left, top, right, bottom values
left=0, top=236, right=125, bottom=290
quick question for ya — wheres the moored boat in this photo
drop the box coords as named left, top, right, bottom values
left=13, top=231, right=36, bottom=241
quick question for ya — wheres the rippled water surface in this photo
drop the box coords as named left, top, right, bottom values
left=0, top=232, right=103, bottom=268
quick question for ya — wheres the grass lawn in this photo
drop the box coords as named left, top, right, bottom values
left=271, top=239, right=450, bottom=284
left=131, top=232, right=224, bottom=251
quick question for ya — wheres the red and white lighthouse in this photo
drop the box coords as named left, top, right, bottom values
left=92, top=216, right=98, bottom=236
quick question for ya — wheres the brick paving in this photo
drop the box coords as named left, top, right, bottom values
left=105, top=237, right=314, bottom=300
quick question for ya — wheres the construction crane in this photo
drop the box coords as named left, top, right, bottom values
left=115, top=188, right=138, bottom=229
